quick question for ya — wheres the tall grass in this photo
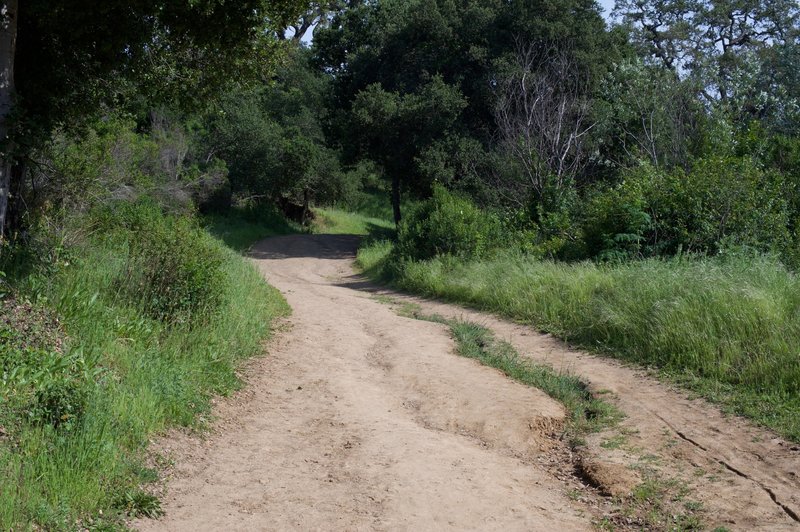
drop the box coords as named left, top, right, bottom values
left=0, top=224, right=288, bottom=528
left=358, top=244, right=800, bottom=441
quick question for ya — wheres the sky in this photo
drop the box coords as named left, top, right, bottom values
left=599, top=0, right=617, bottom=21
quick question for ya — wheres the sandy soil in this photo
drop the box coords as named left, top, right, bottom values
left=136, top=234, right=800, bottom=531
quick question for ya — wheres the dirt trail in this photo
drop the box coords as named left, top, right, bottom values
left=138, top=234, right=800, bottom=531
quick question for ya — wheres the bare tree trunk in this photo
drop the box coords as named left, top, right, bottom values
left=391, top=174, right=401, bottom=225
left=493, top=39, right=593, bottom=207
left=0, top=0, right=17, bottom=242
left=301, top=187, right=310, bottom=225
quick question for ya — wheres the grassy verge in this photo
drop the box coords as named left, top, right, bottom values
left=312, top=188, right=416, bottom=237
left=359, top=243, right=800, bottom=442
left=0, top=211, right=289, bottom=529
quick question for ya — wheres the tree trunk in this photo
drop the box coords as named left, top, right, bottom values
left=301, top=187, right=310, bottom=226
left=391, top=174, right=401, bottom=225
left=0, top=0, right=17, bottom=243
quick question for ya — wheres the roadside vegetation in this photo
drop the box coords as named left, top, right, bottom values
left=2, top=0, right=800, bottom=527
left=0, top=201, right=289, bottom=528
left=357, top=197, right=800, bottom=442
left=204, top=205, right=303, bottom=252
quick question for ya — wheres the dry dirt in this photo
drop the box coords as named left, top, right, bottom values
left=136, top=234, right=800, bottom=531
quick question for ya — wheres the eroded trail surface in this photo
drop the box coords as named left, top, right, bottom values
left=139, top=234, right=800, bottom=531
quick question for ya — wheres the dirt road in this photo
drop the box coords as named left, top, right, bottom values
left=138, top=234, right=800, bottom=531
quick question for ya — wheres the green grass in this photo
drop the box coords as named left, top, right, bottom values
left=314, top=187, right=419, bottom=238
left=414, top=313, right=621, bottom=439
left=358, top=244, right=800, bottom=442
left=337, top=188, right=397, bottom=221
left=313, top=207, right=395, bottom=236
left=203, top=204, right=302, bottom=252
left=0, top=222, right=288, bottom=529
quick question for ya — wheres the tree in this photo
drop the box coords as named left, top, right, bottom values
left=206, top=47, right=343, bottom=214
left=278, top=0, right=358, bottom=43
left=0, top=0, right=307, bottom=240
left=0, top=1, right=16, bottom=238
left=314, top=0, right=621, bottom=218
left=614, top=0, right=800, bottom=104
left=351, top=77, right=467, bottom=223
left=494, top=42, right=595, bottom=209
left=598, top=59, right=703, bottom=170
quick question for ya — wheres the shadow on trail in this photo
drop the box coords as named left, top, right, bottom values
left=250, top=231, right=396, bottom=295
left=249, top=234, right=361, bottom=260
left=336, top=273, right=388, bottom=293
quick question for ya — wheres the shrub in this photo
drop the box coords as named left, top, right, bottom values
left=31, top=375, right=89, bottom=429
left=648, top=156, right=790, bottom=255
left=395, top=185, right=504, bottom=261
left=124, top=219, right=226, bottom=324
left=0, top=297, right=87, bottom=432
left=582, top=179, right=651, bottom=261
left=106, top=201, right=227, bottom=324
left=2, top=347, right=93, bottom=431
left=587, top=158, right=792, bottom=260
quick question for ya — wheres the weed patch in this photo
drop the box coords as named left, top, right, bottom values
left=0, top=211, right=289, bottom=529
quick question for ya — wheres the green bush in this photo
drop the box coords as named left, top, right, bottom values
left=97, top=200, right=227, bottom=324
left=1, top=344, right=96, bottom=431
left=582, top=158, right=791, bottom=260
left=31, top=376, right=89, bottom=429
left=396, top=185, right=504, bottom=261
left=650, top=156, right=790, bottom=255
left=123, top=217, right=226, bottom=324
left=582, top=180, right=651, bottom=261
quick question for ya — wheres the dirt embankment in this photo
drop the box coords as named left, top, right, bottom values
left=137, top=234, right=800, bottom=531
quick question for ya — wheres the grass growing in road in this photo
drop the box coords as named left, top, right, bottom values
left=359, top=244, right=800, bottom=442
left=449, top=320, right=622, bottom=438
left=394, top=303, right=621, bottom=440
left=394, top=303, right=707, bottom=530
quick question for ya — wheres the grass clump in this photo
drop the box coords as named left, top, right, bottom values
left=449, top=320, right=621, bottom=437
left=358, top=243, right=800, bottom=441
left=0, top=206, right=289, bottom=529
